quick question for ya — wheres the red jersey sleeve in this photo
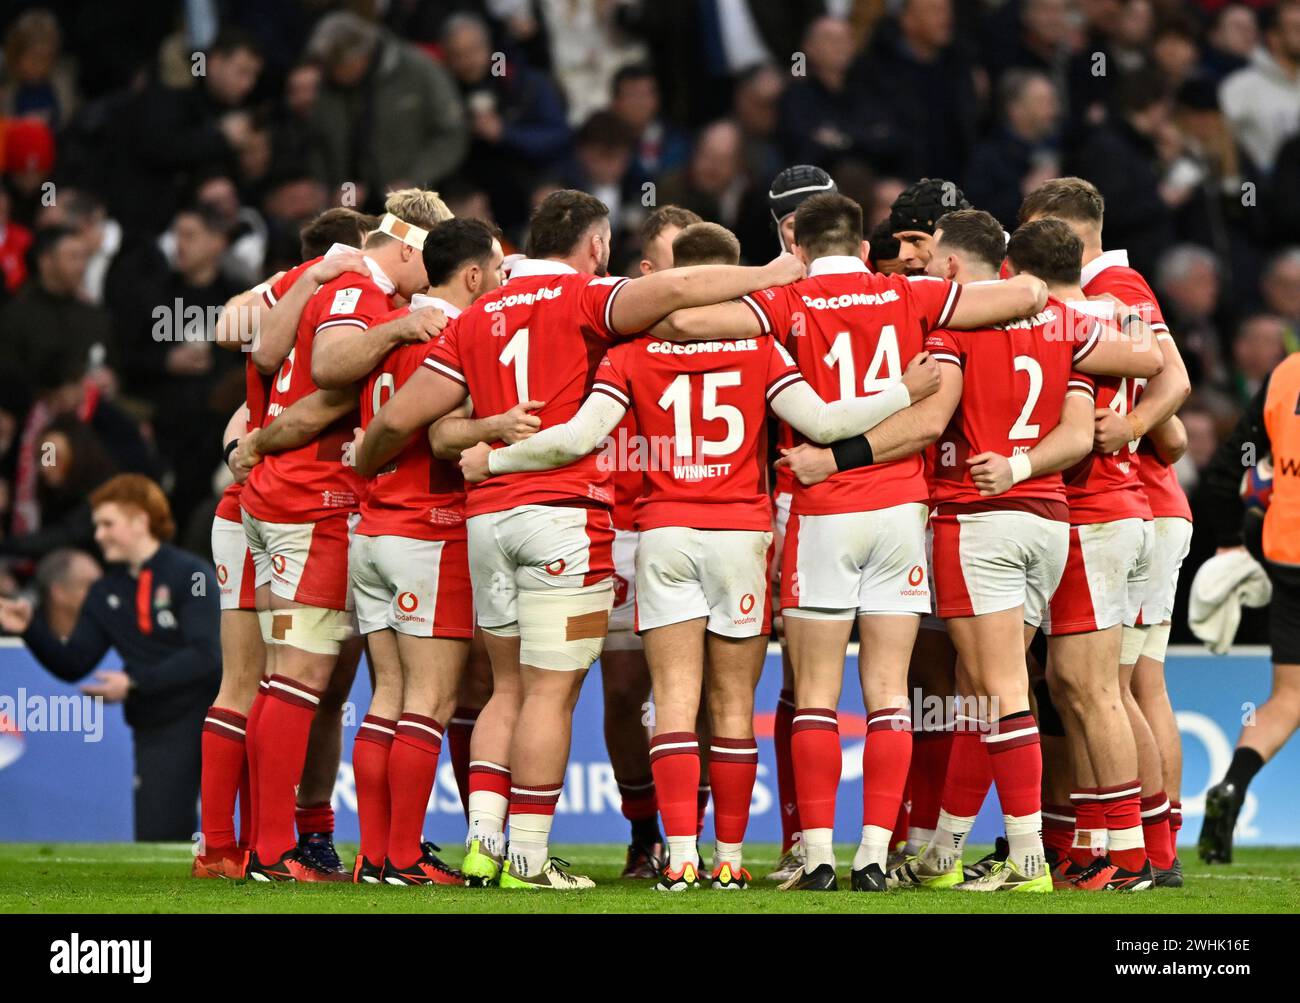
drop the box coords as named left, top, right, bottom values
left=900, top=275, right=962, bottom=332
left=577, top=275, right=633, bottom=340
left=422, top=318, right=467, bottom=387
left=1067, top=369, right=1097, bottom=400
left=1059, top=303, right=1106, bottom=366
left=924, top=328, right=963, bottom=367
left=764, top=338, right=805, bottom=404
left=741, top=286, right=799, bottom=345
left=590, top=346, right=632, bottom=408
left=261, top=258, right=316, bottom=308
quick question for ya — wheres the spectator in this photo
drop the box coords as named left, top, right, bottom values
left=110, top=28, right=263, bottom=235
left=985, top=0, right=1076, bottom=86
left=1155, top=243, right=1228, bottom=387
left=732, top=63, right=785, bottom=187
left=53, top=190, right=123, bottom=307
left=778, top=15, right=900, bottom=172
left=0, top=7, right=78, bottom=127
left=861, top=0, right=980, bottom=181
left=561, top=112, right=638, bottom=240
left=1153, top=18, right=1203, bottom=91
left=963, top=70, right=1062, bottom=230
left=1229, top=313, right=1289, bottom=402
left=32, top=549, right=102, bottom=641
left=1260, top=248, right=1300, bottom=330
left=0, top=225, right=113, bottom=388
left=160, top=174, right=266, bottom=287
left=1219, top=0, right=1300, bottom=174
left=1065, top=0, right=1127, bottom=131
left=1201, top=3, right=1260, bottom=84
left=442, top=12, right=571, bottom=233
left=1, top=414, right=117, bottom=562
left=658, top=119, right=752, bottom=234
left=1068, top=68, right=1178, bottom=276
left=610, top=64, right=692, bottom=189
left=534, top=0, right=650, bottom=125
left=119, top=205, right=241, bottom=531
left=306, top=11, right=467, bottom=208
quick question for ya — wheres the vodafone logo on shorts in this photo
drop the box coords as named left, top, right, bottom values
left=394, top=590, right=425, bottom=624
left=734, top=592, right=758, bottom=626
left=545, top=559, right=567, bottom=576
left=901, top=564, right=928, bottom=597
left=216, top=565, right=228, bottom=585
left=271, top=555, right=287, bottom=575
left=612, top=574, right=629, bottom=608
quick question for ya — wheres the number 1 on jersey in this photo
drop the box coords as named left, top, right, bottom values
left=500, top=328, right=529, bottom=403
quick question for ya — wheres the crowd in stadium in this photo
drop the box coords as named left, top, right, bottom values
left=0, top=0, right=1297, bottom=637
left=0, top=0, right=1297, bottom=893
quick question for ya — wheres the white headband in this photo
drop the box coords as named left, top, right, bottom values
left=378, top=213, right=428, bottom=251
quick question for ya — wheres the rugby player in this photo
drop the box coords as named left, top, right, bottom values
left=647, top=192, right=1050, bottom=890
left=357, top=189, right=804, bottom=889
left=765, top=164, right=838, bottom=879
left=239, top=190, right=450, bottom=881
left=604, top=205, right=704, bottom=879
left=1009, top=216, right=1170, bottom=891
left=1020, top=178, right=1193, bottom=885
left=460, top=220, right=940, bottom=890
left=196, top=208, right=375, bottom=878
left=348, top=218, right=514, bottom=885
left=877, top=211, right=1094, bottom=892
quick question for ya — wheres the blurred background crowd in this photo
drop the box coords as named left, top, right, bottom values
left=0, top=0, right=1297, bottom=641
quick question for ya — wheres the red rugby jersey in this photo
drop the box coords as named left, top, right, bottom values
left=741, top=255, right=961, bottom=516
left=925, top=297, right=1098, bottom=519
left=591, top=335, right=802, bottom=532
left=358, top=295, right=467, bottom=540
left=610, top=412, right=643, bottom=531
left=1060, top=297, right=1152, bottom=525
left=241, top=253, right=394, bottom=523
left=422, top=259, right=630, bottom=518
left=1081, top=249, right=1191, bottom=521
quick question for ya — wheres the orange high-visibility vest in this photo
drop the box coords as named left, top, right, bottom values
left=1264, top=352, right=1300, bottom=566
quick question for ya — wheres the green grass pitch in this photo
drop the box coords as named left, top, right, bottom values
left=1, top=843, right=1297, bottom=914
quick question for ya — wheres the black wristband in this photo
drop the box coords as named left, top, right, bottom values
left=223, top=439, right=240, bottom=465
left=830, top=435, right=874, bottom=472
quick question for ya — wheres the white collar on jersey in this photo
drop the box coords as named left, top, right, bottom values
left=323, top=240, right=395, bottom=295
left=409, top=292, right=462, bottom=319
left=1080, top=248, right=1130, bottom=288
left=1065, top=297, right=1115, bottom=319
left=507, top=257, right=578, bottom=280
left=808, top=254, right=869, bottom=277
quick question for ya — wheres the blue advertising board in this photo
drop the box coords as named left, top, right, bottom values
left=0, top=640, right=1294, bottom=847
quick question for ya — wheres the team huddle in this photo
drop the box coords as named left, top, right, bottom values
left=195, top=163, right=1192, bottom=895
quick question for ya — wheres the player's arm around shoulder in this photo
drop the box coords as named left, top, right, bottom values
left=313, top=303, right=445, bottom=390
left=945, top=274, right=1047, bottom=329
left=357, top=364, right=468, bottom=477
left=1070, top=297, right=1165, bottom=379
left=611, top=253, right=804, bottom=337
